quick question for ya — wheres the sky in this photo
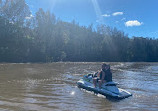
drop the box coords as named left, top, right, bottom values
left=25, top=0, right=158, bottom=38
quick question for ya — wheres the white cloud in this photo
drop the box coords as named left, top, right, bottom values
left=150, top=30, right=158, bottom=36
left=115, top=21, right=119, bottom=23
left=125, top=20, right=143, bottom=27
left=112, top=12, right=123, bottom=16
left=121, top=18, right=126, bottom=21
left=102, top=14, right=110, bottom=17
left=96, top=20, right=99, bottom=23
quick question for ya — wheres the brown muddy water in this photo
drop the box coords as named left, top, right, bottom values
left=0, top=62, right=158, bottom=111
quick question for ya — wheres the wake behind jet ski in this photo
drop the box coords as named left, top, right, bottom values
left=77, top=64, right=132, bottom=99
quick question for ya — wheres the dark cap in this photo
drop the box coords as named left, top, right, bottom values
left=102, top=63, right=107, bottom=67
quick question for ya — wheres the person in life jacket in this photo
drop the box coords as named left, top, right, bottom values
left=93, top=64, right=112, bottom=88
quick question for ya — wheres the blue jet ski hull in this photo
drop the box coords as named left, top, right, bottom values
left=77, top=74, right=132, bottom=100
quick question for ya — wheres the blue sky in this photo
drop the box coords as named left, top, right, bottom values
left=25, top=0, right=158, bottom=38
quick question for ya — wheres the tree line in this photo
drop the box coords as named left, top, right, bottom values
left=0, top=0, right=158, bottom=62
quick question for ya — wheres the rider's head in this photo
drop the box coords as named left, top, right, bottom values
left=102, top=64, right=107, bottom=71
left=102, top=64, right=110, bottom=71
left=106, top=65, right=110, bottom=70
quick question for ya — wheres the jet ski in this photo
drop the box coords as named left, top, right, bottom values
left=77, top=74, right=132, bottom=99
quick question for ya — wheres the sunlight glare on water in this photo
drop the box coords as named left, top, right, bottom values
left=70, top=91, right=75, bottom=95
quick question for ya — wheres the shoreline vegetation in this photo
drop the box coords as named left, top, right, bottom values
left=0, top=0, right=158, bottom=63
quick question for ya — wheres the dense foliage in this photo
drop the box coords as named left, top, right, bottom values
left=0, top=0, right=158, bottom=62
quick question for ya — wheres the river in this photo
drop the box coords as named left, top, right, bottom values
left=0, top=62, right=158, bottom=111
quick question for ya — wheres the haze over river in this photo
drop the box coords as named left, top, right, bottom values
left=0, top=62, right=158, bottom=111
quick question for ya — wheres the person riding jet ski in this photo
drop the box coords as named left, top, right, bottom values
left=93, top=64, right=112, bottom=88
left=77, top=64, right=132, bottom=99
